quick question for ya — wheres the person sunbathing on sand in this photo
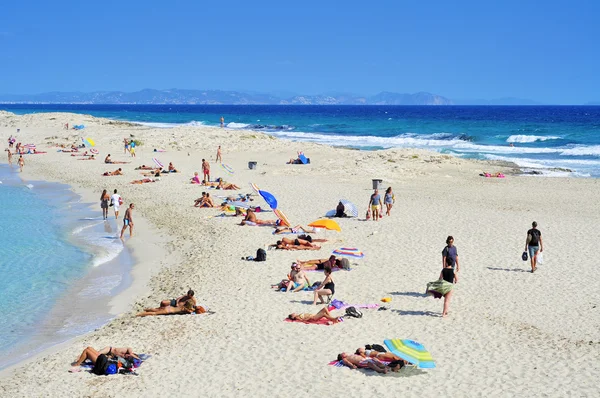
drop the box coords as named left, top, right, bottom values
left=201, top=179, right=219, bottom=187
left=70, top=346, right=139, bottom=372
left=337, top=353, right=388, bottom=373
left=355, top=347, right=407, bottom=364
left=141, top=168, right=162, bottom=177
left=269, top=238, right=321, bottom=250
left=78, top=155, right=95, bottom=160
left=102, top=168, right=123, bottom=176
left=288, top=307, right=342, bottom=324
left=104, top=154, right=129, bottom=164
left=240, top=209, right=276, bottom=225
left=136, top=299, right=199, bottom=316
left=136, top=165, right=154, bottom=170
left=280, top=237, right=319, bottom=249
left=296, top=255, right=343, bottom=271
left=130, top=178, right=157, bottom=184
left=159, top=289, right=197, bottom=308
left=216, top=180, right=240, bottom=190
left=274, top=225, right=316, bottom=234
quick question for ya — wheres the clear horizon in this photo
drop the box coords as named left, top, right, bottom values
left=1, top=1, right=598, bottom=103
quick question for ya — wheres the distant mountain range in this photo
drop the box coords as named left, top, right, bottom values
left=452, top=97, right=543, bottom=105
left=0, top=89, right=453, bottom=105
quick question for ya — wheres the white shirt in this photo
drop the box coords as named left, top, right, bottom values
left=110, top=194, right=121, bottom=207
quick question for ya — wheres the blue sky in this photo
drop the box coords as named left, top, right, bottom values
left=0, top=0, right=598, bottom=103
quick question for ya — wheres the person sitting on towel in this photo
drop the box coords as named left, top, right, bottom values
left=240, top=209, right=276, bottom=226
left=335, top=201, right=347, bottom=217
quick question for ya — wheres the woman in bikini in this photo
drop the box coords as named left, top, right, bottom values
left=288, top=307, right=342, bottom=323
left=313, top=266, right=334, bottom=304
left=355, top=347, right=407, bottom=364
left=136, top=299, right=197, bottom=317
left=216, top=180, right=240, bottom=190
left=100, top=189, right=110, bottom=220
left=297, top=255, right=337, bottom=271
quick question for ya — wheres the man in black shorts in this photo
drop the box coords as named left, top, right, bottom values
left=525, top=221, right=543, bottom=273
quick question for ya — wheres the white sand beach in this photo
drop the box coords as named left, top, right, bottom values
left=0, top=111, right=599, bottom=397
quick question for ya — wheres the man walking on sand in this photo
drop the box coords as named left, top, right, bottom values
left=216, top=145, right=222, bottom=163
left=202, top=159, right=210, bottom=182
left=120, top=203, right=135, bottom=239
left=368, top=189, right=383, bottom=221
left=525, top=221, right=543, bottom=273
left=110, top=189, right=122, bottom=219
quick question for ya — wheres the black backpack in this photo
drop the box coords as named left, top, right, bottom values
left=92, top=354, right=110, bottom=376
left=365, top=344, right=387, bottom=353
left=255, top=248, right=266, bottom=262
left=345, top=307, right=363, bottom=318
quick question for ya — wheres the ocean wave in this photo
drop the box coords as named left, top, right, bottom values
left=72, top=220, right=104, bottom=235
left=506, top=135, right=562, bottom=143
left=560, top=145, right=600, bottom=156
left=226, top=122, right=250, bottom=128
left=132, top=120, right=205, bottom=128
left=483, top=154, right=595, bottom=177
left=267, top=130, right=469, bottom=148
left=227, top=122, right=294, bottom=131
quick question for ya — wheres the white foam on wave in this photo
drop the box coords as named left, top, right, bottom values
left=72, top=220, right=105, bottom=235
left=78, top=275, right=123, bottom=298
left=560, top=145, right=600, bottom=156
left=226, top=122, right=251, bottom=128
left=506, top=135, right=562, bottom=143
left=131, top=120, right=205, bottom=129
left=267, top=130, right=467, bottom=148
left=453, top=142, right=561, bottom=154
left=483, top=154, right=594, bottom=177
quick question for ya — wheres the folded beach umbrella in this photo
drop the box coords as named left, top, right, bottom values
left=308, top=219, right=341, bottom=232
left=249, top=183, right=260, bottom=194
left=221, top=163, right=234, bottom=174
left=152, top=157, right=164, bottom=168
left=384, top=339, right=436, bottom=369
left=340, top=199, right=358, bottom=217
left=83, top=138, right=95, bottom=147
left=274, top=209, right=291, bottom=227
left=259, top=190, right=278, bottom=210
left=90, top=148, right=99, bottom=154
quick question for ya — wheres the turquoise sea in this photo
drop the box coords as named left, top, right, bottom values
left=0, top=164, right=133, bottom=371
left=3, top=104, right=600, bottom=177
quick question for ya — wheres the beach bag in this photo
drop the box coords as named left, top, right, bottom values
left=340, top=258, right=350, bottom=270
left=345, top=307, right=363, bottom=318
left=119, top=197, right=123, bottom=206
left=92, top=354, right=110, bottom=375
left=105, top=362, right=118, bottom=375
left=522, top=251, right=528, bottom=261
left=536, top=252, right=544, bottom=265
left=366, top=344, right=387, bottom=353
left=255, top=248, right=267, bottom=262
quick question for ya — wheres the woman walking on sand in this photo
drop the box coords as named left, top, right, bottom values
left=6, top=149, right=12, bottom=166
left=100, top=189, right=110, bottom=220
left=18, top=155, right=24, bottom=172
left=384, top=187, right=395, bottom=216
